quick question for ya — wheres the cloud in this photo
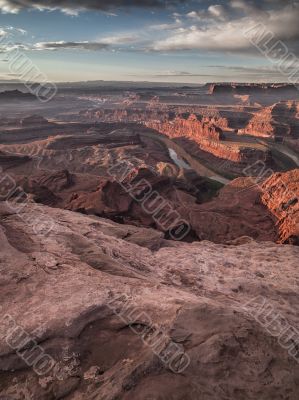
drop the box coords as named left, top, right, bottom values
left=187, top=4, right=228, bottom=22
left=229, top=0, right=263, bottom=16
left=144, top=64, right=299, bottom=81
left=0, top=0, right=186, bottom=14
left=129, top=70, right=214, bottom=79
left=34, top=41, right=109, bottom=51
left=1, top=0, right=298, bottom=60
left=0, top=26, right=28, bottom=52
left=0, top=28, right=7, bottom=37
left=0, top=42, right=30, bottom=52
left=32, top=34, right=140, bottom=51
left=150, top=20, right=182, bottom=30
left=152, top=22, right=252, bottom=52
left=207, top=5, right=228, bottom=21
left=149, top=13, right=183, bottom=31
left=130, top=65, right=299, bottom=81
left=0, top=26, right=26, bottom=38
left=208, top=65, right=299, bottom=75
left=152, top=2, right=299, bottom=52
left=100, top=34, right=139, bottom=45
left=151, top=70, right=205, bottom=77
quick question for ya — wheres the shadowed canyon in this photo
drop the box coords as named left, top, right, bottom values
left=0, top=81, right=298, bottom=400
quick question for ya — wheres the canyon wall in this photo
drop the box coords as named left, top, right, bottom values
left=243, top=102, right=299, bottom=138
left=145, top=114, right=224, bottom=142
left=146, top=115, right=270, bottom=164
left=208, top=83, right=299, bottom=96
left=261, top=169, right=299, bottom=244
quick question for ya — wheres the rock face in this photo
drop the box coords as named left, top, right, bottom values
left=145, top=113, right=225, bottom=142
left=18, top=170, right=74, bottom=206
left=261, top=169, right=299, bottom=244
left=172, top=135, right=271, bottom=166
left=0, top=90, right=37, bottom=101
left=0, top=150, right=31, bottom=171
left=1, top=82, right=299, bottom=400
left=244, top=107, right=283, bottom=138
left=285, top=138, right=299, bottom=153
left=243, top=102, right=299, bottom=138
left=182, top=177, right=278, bottom=243
left=20, top=115, right=52, bottom=127
left=205, top=84, right=299, bottom=108
left=77, top=105, right=292, bottom=174
left=171, top=136, right=273, bottom=176
left=5, top=165, right=278, bottom=244
left=145, top=114, right=272, bottom=165
left=208, top=83, right=299, bottom=97
left=0, top=202, right=299, bottom=400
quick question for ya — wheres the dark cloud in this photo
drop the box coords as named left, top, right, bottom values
left=0, top=0, right=295, bottom=14
left=0, top=0, right=187, bottom=14
left=34, top=41, right=109, bottom=50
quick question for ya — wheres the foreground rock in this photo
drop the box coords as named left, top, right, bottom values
left=0, top=202, right=298, bottom=399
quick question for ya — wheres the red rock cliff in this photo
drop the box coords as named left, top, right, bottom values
left=261, top=169, right=299, bottom=244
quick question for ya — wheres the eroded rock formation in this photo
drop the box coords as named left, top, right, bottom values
left=208, top=83, right=298, bottom=97
left=261, top=169, right=299, bottom=244
left=243, top=102, right=299, bottom=138
left=0, top=202, right=298, bottom=399
left=20, top=115, right=51, bottom=127
left=145, top=113, right=225, bottom=142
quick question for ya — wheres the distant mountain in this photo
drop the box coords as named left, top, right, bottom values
left=0, top=89, right=37, bottom=101
left=207, top=83, right=298, bottom=95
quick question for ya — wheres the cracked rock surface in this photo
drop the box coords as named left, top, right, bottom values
left=0, top=202, right=299, bottom=400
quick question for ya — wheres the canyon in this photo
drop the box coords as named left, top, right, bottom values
left=0, top=82, right=298, bottom=400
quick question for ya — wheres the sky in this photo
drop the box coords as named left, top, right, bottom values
left=0, top=0, right=298, bottom=83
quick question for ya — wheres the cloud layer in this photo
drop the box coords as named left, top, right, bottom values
left=1, top=0, right=298, bottom=58
left=0, top=0, right=186, bottom=14
left=152, top=1, right=299, bottom=53
left=34, top=41, right=109, bottom=51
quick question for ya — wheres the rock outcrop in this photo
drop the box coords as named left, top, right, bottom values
left=5, top=165, right=279, bottom=244
left=0, top=202, right=298, bottom=399
left=145, top=113, right=225, bottom=142
left=0, top=90, right=37, bottom=101
left=243, top=102, right=299, bottom=138
left=208, top=83, right=299, bottom=97
left=261, top=169, right=299, bottom=244
left=20, top=115, right=53, bottom=127
left=145, top=114, right=271, bottom=165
